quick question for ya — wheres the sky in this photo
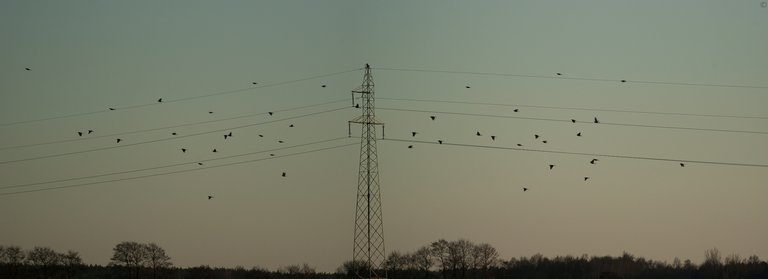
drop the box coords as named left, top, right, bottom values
left=1, top=0, right=767, bottom=273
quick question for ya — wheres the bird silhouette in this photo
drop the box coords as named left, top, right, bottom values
left=355, top=104, right=360, bottom=108
left=224, top=135, right=228, bottom=139
left=258, top=134, right=264, bottom=137
left=208, top=111, right=213, bottom=114
left=270, top=154, right=275, bottom=156
left=408, top=145, right=413, bottom=149
left=172, top=132, right=177, bottom=135
left=282, top=172, right=286, bottom=177
left=77, top=132, right=83, bottom=137
left=571, top=119, right=576, bottom=123
left=577, top=132, right=582, bottom=137
left=556, top=73, right=562, bottom=76
left=411, top=132, right=418, bottom=137
left=430, top=116, right=436, bottom=120
left=680, top=163, right=685, bottom=167
left=590, top=159, right=599, bottom=164
left=465, top=85, right=471, bottom=88
left=197, top=162, right=203, bottom=165
left=321, top=84, right=326, bottom=88
left=476, top=131, right=481, bottom=136
left=523, top=187, right=528, bottom=192
left=224, top=132, right=232, bottom=139
left=208, top=195, right=213, bottom=200
left=25, top=67, right=31, bottom=71
left=116, top=138, right=122, bottom=143
left=181, top=148, right=187, bottom=153
left=278, top=140, right=284, bottom=143
left=268, top=112, right=273, bottom=116
left=516, top=144, right=523, bottom=147
left=157, top=98, right=163, bottom=103
left=513, top=109, right=519, bottom=112
left=212, top=149, right=217, bottom=153
left=289, top=124, right=294, bottom=127
left=491, top=135, right=496, bottom=140
left=88, top=130, right=93, bottom=134
left=438, top=140, right=443, bottom=144
left=109, top=108, right=115, bottom=111
left=542, top=140, right=548, bottom=144
left=252, top=82, right=258, bottom=85
left=594, top=117, right=599, bottom=124
left=621, top=80, right=627, bottom=83
left=584, top=177, right=590, bottom=181
left=534, top=134, right=539, bottom=139
left=549, top=164, right=555, bottom=170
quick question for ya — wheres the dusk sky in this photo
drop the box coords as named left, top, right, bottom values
left=2, top=0, right=767, bottom=273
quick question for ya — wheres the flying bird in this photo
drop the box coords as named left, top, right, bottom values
left=584, top=177, right=590, bottom=181
left=321, top=84, right=326, bottom=88
left=476, top=131, right=481, bottom=136
left=278, top=140, right=284, bottom=143
left=516, top=144, right=523, bottom=147
left=542, top=140, right=548, bottom=144
left=181, top=148, right=187, bottom=153
left=208, top=195, right=213, bottom=200
left=77, top=132, right=83, bottom=137
left=523, top=187, right=528, bottom=192
left=171, top=132, right=177, bottom=135
left=355, top=104, right=360, bottom=108
left=411, top=132, right=418, bottom=137
left=289, top=124, right=294, bottom=127
left=621, top=80, right=627, bottom=83
left=116, top=138, right=122, bottom=143
left=590, top=159, right=599, bottom=164
left=549, top=164, right=555, bottom=170
left=556, top=73, right=562, bottom=76
left=465, top=85, right=471, bottom=88
left=571, top=119, right=576, bottom=123
left=534, top=134, right=539, bottom=139
left=270, top=154, right=275, bottom=156
left=438, top=140, right=443, bottom=144
left=430, top=116, right=436, bottom=120
left=491, top=135, right=496, bottom=140
left=408, top=145, right=413, bottom=149
left=109, top=108, right=115, bottom=111
left=212, top=149, right=217, bottom=153
left=282, top=172, right=286, bottom=177
left=577, top=132, right=582, bottom=137
left=88, top=130, right=93, bottom=134
left=594, top=117, right=599, bottom=124
left=258, top=134, right=264, bottom=137
left=268, top=112, right=273, bottom=116
left=208, top=111, right=213, bottom=114
left=513, top=109, right=519, bottom=112
left=252, top=82, right=258, bottom=85
left=680, top=163, right=685, bottom=167
left=25, top=67, right=31, bottom=71
left=157, top=98, right=163, bottom=103
left=197, top=162, right=203, bottom=165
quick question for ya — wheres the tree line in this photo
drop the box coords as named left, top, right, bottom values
left=2, top=240, right=767, bottom=279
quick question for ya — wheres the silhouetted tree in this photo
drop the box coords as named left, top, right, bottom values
left=0, top=245, right=26, bottom=278
left=411, top=246, right=434, bottom=279
left=110, top=241, right=146, bottom=279
left=26, top=246, right=61, bottom=279
left=144, top=243, right=172, bottom=279
left=60, top=250, right=83, bottom=279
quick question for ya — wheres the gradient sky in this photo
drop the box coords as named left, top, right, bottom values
left=2, top=0, right=767, bottom=273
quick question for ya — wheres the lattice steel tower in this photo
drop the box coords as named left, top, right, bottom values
left=348, top=64, right=386, bottom=279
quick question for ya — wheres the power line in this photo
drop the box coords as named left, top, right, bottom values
left=374, top=67, right=768, bottom=90
left=377, top=107, right=768, bottom=135
left=0, top=137, right=351, bottom=191
left=381, top=138, right=768, bottom=168
left=0, top=106, right=352, bottom=165
left=0, top=68, right=361, bottom=127
left=0, top=142, right=358, bottom=197
left=0, top=98, right=350, bottom=151
left=379, top=97, right=768, bottom=120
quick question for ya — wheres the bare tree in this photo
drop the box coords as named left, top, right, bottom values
left=430, top=239, right=450, bottom=279
left=144, top=243, right=171, bottom=279
left=412, top=246, right=434, bottom=279
left=1, top=245, right=26, bottom=278
left=704, top=248, right=722, bottom=266
left=60, top=250, right=83, bottom=279
left=110, top=241, right=146, bottom=279
left=26, top=246, right=61, bottom=279
left=470, top=242, right=499, bottom=275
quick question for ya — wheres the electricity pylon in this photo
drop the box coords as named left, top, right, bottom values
left=348, top=64, right=386, bottom=279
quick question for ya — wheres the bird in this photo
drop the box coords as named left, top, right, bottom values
left=157, top=98, right=163, bottom=103
left=258, top=134, right=264, bottom=137
left=516, top=144, right=523, bottom=147
left=355, top=104, right=360, bottom=108
left=430, top=116, right=436, bottom=120
left=411, top=132, right=418, bottom=137
left=278, top=140, right=284, bottom=143
left=116, top=138, right=122, bottom=143
left=227, top=132, right=232, bottom=137
left=270, top=154, right=275, bottom=156
left=252, top=82, right=258, bottom=85
left=181, top=148, right=187, bottom=153
left=268, top=112, right=273, bottom=116
left=208, top=111, right=213, bottom=114
left=584, top=177, right=590, bottom=181
left=289, top=124, right=294, bottom=127
left=197, top=162, right=203, bottom=166
left=513, top=109, right=519, bottom=112
left=534, top=134, right=539, bottom=139
left=88, top=130, right=93, bottom=134
left=491, top=135, right=496, bottom=140
left=212, top=149, right=217, bottom=153
left=109, top=108, right=115, bottom=111
left=208, top=195, right=213, bottom=200
left=621, top=80, right=627, bottom=83
left=408, top=145, right=413, bottom=149
left=549, top=164, right=555, bottom=170
left=321, top=84, right=327, bottom=88
left=590, top=159, right=599, bottom=164
left=594, top=117, right=599, bottom=124
left=523, top=187, right=528, bottom=192
left=25, top=67, right=31, bottom=71
left=680, top=163, right=685, bottom=167
left=476, top=131, right=481, bottom=136
left=542, top=140, right=548, bottom=144
left=556, top=73, right=562, bottom=76
left=438, top=140, right=443, bottom=144
left=77, top=132, right=83, bottom=137
left=465, top=85, right=471, bottom=88
left=171, top=132, right=177, bottom=135
left=224, top=135, right=228, bottom=139
left=577, top=132, right=582, bottom=137
left=282, top=172, right=286, bottom=177
left=571, top=119, right=576, bottom=123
